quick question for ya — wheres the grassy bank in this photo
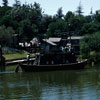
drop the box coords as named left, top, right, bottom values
left=3, top=53, right=26, bottom=60
left=3, top=52, right=35, bottom=60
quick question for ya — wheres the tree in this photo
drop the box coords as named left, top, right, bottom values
left=9, top=2, right=43, bottom=41
left=94, top=10, right=100, bottom=23
left=10, top=4, right=29, bottom=22
left=0, top=5, right=12, bottom=18
left=2, top=0, right=8, bottom=6
left=76, top=2, right=83, bottom=16
left=85, top=15, right=93, bottom=23
left=40, top=14, right=53, bottom=34
left=46, top=19, right=67, bottom=37
left=0, top=15, right=11, bottom=27
left=19, top=19, right=38, bottom=41
left=56, top=7, right=64, bottom=19
left=0, top=25, right=14, bottom=45
left=13, top=0, right=21, bottom=7
left=81, top=22, right=100, bottom=35
left=80, top=32, right=100, bottom=63
left=64, top=11, right=74, bottom=22
left=30, top=2, right=42, bottom=24
left=65, top=15, right=86, bottom=33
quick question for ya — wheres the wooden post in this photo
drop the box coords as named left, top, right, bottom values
left=68, top=24, right=72, bottom=51
left=0, top=45, right=5, bottom=71
left=0, top=45, right=2, bottom=64
left=0, top=45, right=2, bottom=71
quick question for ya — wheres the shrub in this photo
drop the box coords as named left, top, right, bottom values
left=80, top=32, right=100, bottom=64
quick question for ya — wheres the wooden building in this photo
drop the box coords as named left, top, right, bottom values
left=41, top=37, right=64, bottom=53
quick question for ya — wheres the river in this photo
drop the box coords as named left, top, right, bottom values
left=0, top=65, right=100, bottom=100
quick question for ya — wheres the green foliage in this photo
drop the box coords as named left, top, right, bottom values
left=64, top=11, right=74, bottom=22
left=0, top=25, right=14, bottom=41
left=68, top=16, right=86, bottom=32
left=46, top=19, right=67, bottom=37
left=8, top=2, right=43, bottom=42
left=80, top=32, right=100, bottom=63
left=95, top=10, right=100, bottom=23
left=0, top=0, right=100, bottom=45
left=81, top=22, right=100, bottom=35
left=2, top=0, right=8, bottom=6
left=0, top=6, right=12, bottom=17
left=0, top=15, right=11, bottom=27
left=56, top=7, right=64, bottom=19
left=75, top=2, right=83, bottom=16
left=89, top=51, right=100, bottom=63
left=13, top=0, right=21, bottom=7
left=10, top=5, right=29, bottom=22
left=19, top=19, right=38, bottom=41
left=40, top=14, right=53, bottom=34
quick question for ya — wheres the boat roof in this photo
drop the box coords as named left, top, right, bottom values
left=67, top=36, right=83, bottom=40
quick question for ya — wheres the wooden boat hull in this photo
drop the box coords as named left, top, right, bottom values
left=19, top=59, right=87, bottom=72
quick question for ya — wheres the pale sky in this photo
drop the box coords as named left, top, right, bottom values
left=0, top=0, right=100, bottom=16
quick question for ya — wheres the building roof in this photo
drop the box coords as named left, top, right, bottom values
left=42, top=37, right=62, bottom=46
left=43, top=39, right=57, bottom=46
left=49, top=37, right=61, bottom=42
left=67, top=36, right=83, bottom=40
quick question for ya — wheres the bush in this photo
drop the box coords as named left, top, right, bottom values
left=80, top=32, right=100, bottom=64
left=89, top=51, right=100, bottom=64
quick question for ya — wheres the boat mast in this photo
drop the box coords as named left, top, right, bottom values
left=68, top=24, right=72, bottom=52
left=36, top=52, right=40, bottom=65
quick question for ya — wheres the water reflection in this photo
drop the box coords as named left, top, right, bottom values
left=0, top=67, right=100, bottom=100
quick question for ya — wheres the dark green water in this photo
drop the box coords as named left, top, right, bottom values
left=0, top=66, right=100, bottom=100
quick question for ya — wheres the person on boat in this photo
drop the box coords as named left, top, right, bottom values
left=27, top=54, right=30, bottom=64
left=66, top=60, right=69, bottom=64
left=51, top=60, right=54, bottom=64
left=61, top=46, right=64, bottom=51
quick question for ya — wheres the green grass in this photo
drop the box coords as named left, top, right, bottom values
left=3, top=52, right=35, bottom=60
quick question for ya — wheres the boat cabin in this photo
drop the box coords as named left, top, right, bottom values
left=40, top=37, right=65, bottom=53
left=35, top=52, right=76, bottom=65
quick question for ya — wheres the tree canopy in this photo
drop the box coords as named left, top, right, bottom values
left=80, top=32, right=100, bottom=63
left=0, top=0, right=100, bottom=44
left=0, top=25, right=14, bottom=45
